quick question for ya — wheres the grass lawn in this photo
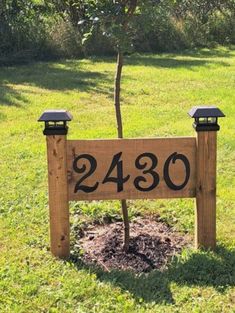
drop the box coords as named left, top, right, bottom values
left=0, top=46, right=234, bottom=312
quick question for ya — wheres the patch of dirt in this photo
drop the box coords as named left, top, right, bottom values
left=77, top=217, right=190, bottom=273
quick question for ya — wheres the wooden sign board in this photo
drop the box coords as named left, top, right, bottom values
left=39, top=107, right=224, bottom=258
left=67, top=137, right=196, bottom=201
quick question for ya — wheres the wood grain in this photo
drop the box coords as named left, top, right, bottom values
left=46, top=135, right=70, bottom=259
left=195, top=131, right=217, bottom=249
left=67, top=137, right=196, bottom=201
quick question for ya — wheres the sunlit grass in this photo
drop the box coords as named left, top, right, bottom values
left=0, top=46, right=234, bottom=312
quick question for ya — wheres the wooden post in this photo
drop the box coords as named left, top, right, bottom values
left=38, top=110, right=72, bottom=259
left=195, top=131, right=217, bottom=249
left=46, top=135, right=70, bottom=258
left=188, top=106, right=225, bottom=250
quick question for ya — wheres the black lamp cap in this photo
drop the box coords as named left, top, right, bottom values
left=38, top=110, right=73, bottom=122
left=38, top=110, right=72, bottom=135
left=188, top=106, right=225, bottom=118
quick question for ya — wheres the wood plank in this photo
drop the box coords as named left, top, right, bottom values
left=46, top=135, right=70, bottom=259
left=67, top=137, right=196, bottom=201
left=195, top=131, right=217, bottom=249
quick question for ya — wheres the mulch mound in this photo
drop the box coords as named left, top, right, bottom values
left=77, top=217, right=189, bottom=273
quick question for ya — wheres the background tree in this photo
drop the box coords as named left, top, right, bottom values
left=0, top=0, right=55, bottom=63
left=1, top=1, right=235, bottom=64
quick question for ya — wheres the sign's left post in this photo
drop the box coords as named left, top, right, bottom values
left=38, top=110, right=73, bottom=259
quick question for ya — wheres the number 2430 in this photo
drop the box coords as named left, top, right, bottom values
left=72, top=152, right=190, bottom=193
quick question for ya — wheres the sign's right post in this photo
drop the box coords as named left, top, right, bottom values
left=188, top=107, right=225, bottom=249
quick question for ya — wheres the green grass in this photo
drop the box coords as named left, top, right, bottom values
left=0, top=46, right=234, bottom=312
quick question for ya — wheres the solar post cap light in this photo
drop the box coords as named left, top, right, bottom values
left=38, top=110, right=73, bottom=135
left=188, top=106, right=225, bottom=132
left=38, top=106, right=225, bottom=259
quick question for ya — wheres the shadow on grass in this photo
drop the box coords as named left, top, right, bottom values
left=0, top=111, right=6, bottom=121
left=70, top=245, right=235, bottom=304
left=0, top=61, right=112, bottom=107
left=0, top=48, right=232, bottom=107
left=91, top=47, right=233, bottom=67
left=0, top=84, right=28, bottom=107
left=179, top=47, right=235, bottom=59
left=126, top=55, right=230, bottom=69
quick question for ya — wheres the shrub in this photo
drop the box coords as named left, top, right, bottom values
left=1, top=0, right=234, bottom=65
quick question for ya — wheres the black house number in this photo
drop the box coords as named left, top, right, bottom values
left=73, top=152, right=190, bottom=193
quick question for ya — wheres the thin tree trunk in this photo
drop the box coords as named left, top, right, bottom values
left=114, top=49, right=124, bottom=138
left=114, top=49, right=130, bottom=252
left=121, top=199, right=130, bottom=252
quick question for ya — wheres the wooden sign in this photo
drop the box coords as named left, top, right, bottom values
left=39, top=107, right=225, bottom=259
left=67, top=137, right=196, bottom=201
